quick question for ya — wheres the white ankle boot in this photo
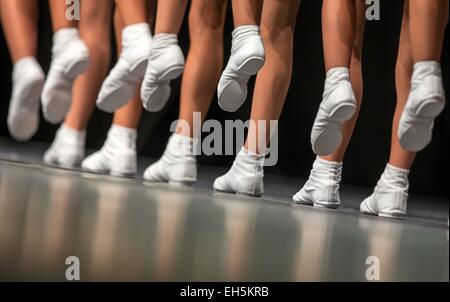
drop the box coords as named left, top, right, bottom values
left=44, top=124, right=86, bottom=168
left=141, top=33, right=184, bottom=112
left=398, top=61, right=446, bottom=152
left=97, top=23, right=152, bottom=112
left=213, top=148, right=265, bottom=197
left=218, top=25, right=265, bottom=112
left=7, top=57, right=45, bottom=141
left=41, top=28, right=90, bottom=124
left=360, top=164, right=409, bottom=219
left=143, top=134, right=197, bottom=185
left=82, top=125, right=137, bottom=176
left=292, top=157, right=342, bottom=209
left=311, top=67, right=357, bottom=156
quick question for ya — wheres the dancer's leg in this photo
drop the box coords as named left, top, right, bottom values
left=293, top=0, right=365, bottom=208
left=0, top=0, right=39, bottom=61
left=143, top=0, right=228, bottom=184
left=231, top=0, right=262, bottom=26
left=322, top=0, right=365, bottom=162
left=140, top=0, right=188, bottom=112
left=398, top=0, right=448, bottom=151
left=217, top=0, right=264, bottom=112
left=154, top=0, right=188, bottom=34
left=48, top=0, right=77, bottom=31
left=1, top=0, right=44, bottom=141
left=42, top=0, right=90, bottom=124
left=82, top=6, right=149, bottom=176
left=361, top=1, right=414, bottom=218
left=44, top=0, right=113, bottom=168
left=214, top=0, right=301, bottom=196
left=177, top=0, right=228, bottom=135
left=310, top=0, right=360, bottom=156
left=96, top=0, right=152, bottom=112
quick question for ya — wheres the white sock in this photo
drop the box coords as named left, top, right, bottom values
left=213, top=147, right=265, bottom=197
left=360, top=164, right=409, bottom=218
left=143, top=133, right=197, bottom=185
left=41, top=28, right=90, bottom=124
left=7, top=56, right=45, bottom=141
left=311, top=67, right=357, bottom=156
left=44, top=123, right=86, bottom=168
left=292, top=157, right=342, bottom=209
left=398, top=61, right=445, bottom=152
left=141, top=33, right=184, bottom=112
left=82, top=124, right=137, bottom=176
left=97, top=23, right=152, bottom=113
left=218, top=25, right=265, bottom=112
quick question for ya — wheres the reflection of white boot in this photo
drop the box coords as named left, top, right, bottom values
left=41, top=28, right=90, bottom=124
left=7, top=57, right=45, bottom=141
left=143, top=134, right=197, bottom=185
left=141, top=33, right=184, bottom=112
left=398, top=61, right=445, bottom=152
left=97, top=23, right=152, bottom=112
left=360, top=164, right=409, bottom=219
left=44, top=124, right=86, bottom=168
left=218, top=25, right=265, bottom=112
left=292, top=157, right=342, bottom=209
left=82, top=125, right=137, bottom=177
left=213, top=148, right=265, bottom=197
left=311, top=67, right=357, bottom=156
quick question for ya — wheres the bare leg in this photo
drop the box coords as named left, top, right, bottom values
left=0, top=0, right=39, bottom=62
left=48, top=0, right=77, bottom=31
left=112, top=7, right=143, bottom=129
left=245, top=0, right=301, bottom=153
left=114, top=0, right=148, bottom=25
left=177, top=0, right=228, bottom=136
left=321, top=0, right=357, bottom=70
left=409, top=0, right=448, bottom=62
left=389, top=2, right=416, bottom=169
left=322, top=0, right=365, bottom=162
left=64, top=0, right=112, bottom=131
left=231, top=0, right=263, bottom=26
left=154, top=0, right=188, bottom=34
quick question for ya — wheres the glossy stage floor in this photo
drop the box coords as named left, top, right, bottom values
left=0, top=137, right=448, bottom=282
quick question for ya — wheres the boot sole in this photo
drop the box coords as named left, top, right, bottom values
left=312, top=101, right=356, bottom=156
left=399, top=97, right=445, bottom=152
left=218, top=56, right=265, bottom=112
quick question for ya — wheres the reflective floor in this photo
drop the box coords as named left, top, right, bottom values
left=0, top=160, right=448, bottom=282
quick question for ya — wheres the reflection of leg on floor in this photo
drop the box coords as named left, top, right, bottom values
left=291, top=209, right=336, bottom=281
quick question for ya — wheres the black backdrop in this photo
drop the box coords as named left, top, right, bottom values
left=0, top=0, right=448, bottom=198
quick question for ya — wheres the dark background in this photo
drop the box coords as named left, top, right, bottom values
left=0, top=0, right=448, bottom=198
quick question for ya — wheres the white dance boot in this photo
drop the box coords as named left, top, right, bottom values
left=292, top=157, right=342, bottom=209
left=44, top=124, right=86, bottom=168
left=141, top=33, right=184, bottom=112
left=360, top=164, right=409, bottom=219
left=398, top=61, right=446, bottom=152
left=41, top=28, right=90, bottom=124
left=81, top=125, right=137, bottom=176
left=213, top=148, right=265, bottom=197
left=97, top=23, right=152, bottom=112
left=218, top=25, right=265, bottom=112
left=311, top=67, right=357, bottom=155
left=7, top=57, right=45, bottom=141
left=143, top=133, right=197, bottom=185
